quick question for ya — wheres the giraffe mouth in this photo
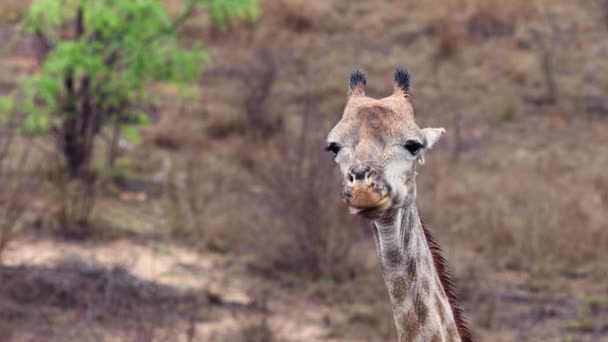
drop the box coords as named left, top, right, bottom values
left=348, top=196, right=391, bottom=215
left=344, top=180, right=391, bottom=215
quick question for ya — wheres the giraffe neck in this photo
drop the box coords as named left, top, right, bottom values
left=372, top=205, right=461, bottom=342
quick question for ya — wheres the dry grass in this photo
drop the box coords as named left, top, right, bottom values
left=0, top=0, right=32, bottom=24
left=245, top=118, right=361, bottom=281
left=260, top=0, right=333, bottom=32
left=0, top=114, right=39, bottom=262
left=419, top=141, right=608, bottom=276
left=164, top=152, right=246, bottom=252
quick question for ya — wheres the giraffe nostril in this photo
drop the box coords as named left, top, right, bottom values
left=348, top=173, right=354, bottom=182
left=353, top=171, right=366, bottom=180
left=350, top=166, right=371, bottom=181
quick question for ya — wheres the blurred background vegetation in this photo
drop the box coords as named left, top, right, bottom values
left=0, top=0, right=607, bottom=341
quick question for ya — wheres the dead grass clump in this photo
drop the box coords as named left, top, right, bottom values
left=0, top=115, right=38, bottom=262
left=524, top=3, right=581, bottom=106
left=431, top=16, right=464, bottom=63
left=261, top=0, right=329, bottom=33
left=429, top=0, right=544, bottom=59
left=237, top=317, right=274, bottom=342
left=145, top=90, right=208, bottom=151
left=165, top=152, right=243, bottom=252
left=203, top=38, right=285, bottom=142
left=467, top=9, right=514, bottom=42
left=603, top=0, right=608, bottom=29
left=147, top=36, right=284, bottom=150
left=0, top=0, right=31, bottom=24
left=436, top=0, right=540, bottom=19
left=46, top=168, right=99, bottom=239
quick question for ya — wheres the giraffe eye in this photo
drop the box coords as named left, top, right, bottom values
left=404, top=140, right=423, bottom=155
left=325, top=142, right=341, bottom=156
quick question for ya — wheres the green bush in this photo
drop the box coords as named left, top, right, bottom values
left=2, top=0, right=258, bottom=178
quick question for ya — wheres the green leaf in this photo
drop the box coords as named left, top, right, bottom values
left=0, top=96, right=14, bottom=124
left=200, top=0, right=260, bottom=29
left=122, top=124, right=141, bottom=144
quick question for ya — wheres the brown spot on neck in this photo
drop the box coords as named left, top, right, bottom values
left=415, top=301, right=429, bottom=326
left=402, top=311, right=420, bottom=339
left=391, top=275, right=408, bottom=303
left=406, top=258, right=417, bottom=279
left=430, top=332, right=442, bottom=342
left=384, top=248, right=403, bottom=269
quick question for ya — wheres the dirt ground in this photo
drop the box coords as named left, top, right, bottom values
left=2, top=224, right=607, bottom=341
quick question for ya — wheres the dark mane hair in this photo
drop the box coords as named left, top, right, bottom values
left=422, top=222, right=474, bottom=342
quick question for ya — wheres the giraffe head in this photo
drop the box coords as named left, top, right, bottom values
left=326, top=68, right=445, bottom=218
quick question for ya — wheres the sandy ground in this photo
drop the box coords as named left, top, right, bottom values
left=3, top=231, right=608, bottom=342
left=2, top=234, right=344, bottom=342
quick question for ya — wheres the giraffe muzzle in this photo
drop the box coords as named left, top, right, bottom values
left=343, top=174, right=391, bottom=214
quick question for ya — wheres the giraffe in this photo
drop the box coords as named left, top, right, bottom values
left=325, top=68, right=473, bottom=342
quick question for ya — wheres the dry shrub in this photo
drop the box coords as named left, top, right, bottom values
left=164, top=152, right=243, bottom=252
left=420, top=145, right=608, bottom=275
left=603, top=0, right=608, bottom=28
left=525, top=3, right=580, bottom=106
left=434, top=0, right=540, bottom=18
left=243, top=87, right=362, bottom=281
left=241, top=49, right=280, bottom=140
left=144, top=98, right=198, bottom=150
left=203, top=35, right=286, bottom=142
left=0, top=117, right=38, bottom=262
left=147, top=35, right=284, bottom=150
left=235, top=311, right=274, bottom=342
left=47, top=168, right=99, bottom=239
left=430, top=0, right=541, bottom=63
left=0, top=0, right=32, bottom=23
left=261, top=0, right=330, bottom=32
left=467, top=8, right=515, bottom=42
left=202, top=46, right=282, bottom=141
left=173, top=34, right=362, bottom=280
left=159, top=33, right=359, bottom=280
left=431, top=16, right=464, bottom=64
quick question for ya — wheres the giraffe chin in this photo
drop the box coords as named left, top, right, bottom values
left=348, top=196, right=391, bottom=215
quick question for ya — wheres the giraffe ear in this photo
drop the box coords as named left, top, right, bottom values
left=416, top=128, right=445, bottom=165
left=421, top=128, right=446, bottom=150
left=349, top=69, right=366, bottom=96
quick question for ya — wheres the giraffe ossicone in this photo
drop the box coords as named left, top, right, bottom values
left=326, top=68, right=473, bottom=342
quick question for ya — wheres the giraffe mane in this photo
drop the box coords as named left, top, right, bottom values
left=421, top=222, right=475, bottom=342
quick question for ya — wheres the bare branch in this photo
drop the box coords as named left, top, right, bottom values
left=34, top=30, right=54, bottom=62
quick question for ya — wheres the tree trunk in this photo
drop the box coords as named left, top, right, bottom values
left=57, top=6, right=99, bottom=181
